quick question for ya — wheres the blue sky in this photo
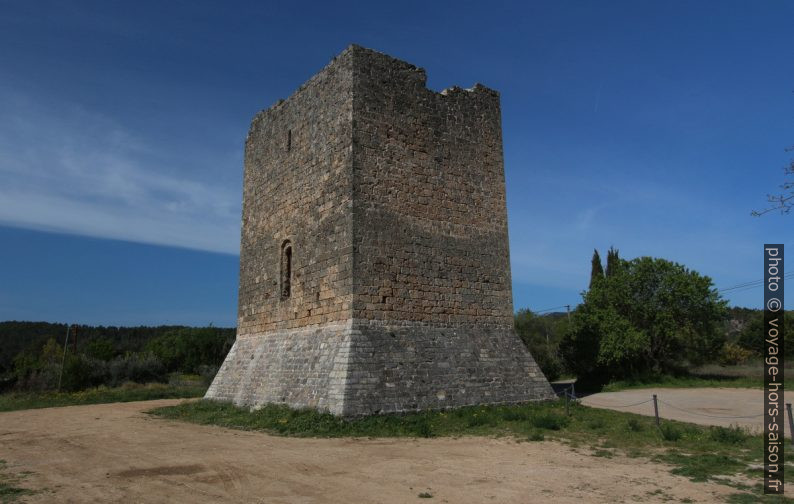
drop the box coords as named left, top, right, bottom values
left=0, top=0, right=792, bottom=326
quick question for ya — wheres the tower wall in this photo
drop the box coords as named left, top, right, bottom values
left=207, top=45, right=554, bottom=416
left=237, top=50, right=355, bottom=336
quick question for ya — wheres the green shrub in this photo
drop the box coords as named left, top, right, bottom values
left=626, top=418, right=643, bottom=432
left=532, top=412, right=568, bottom=430
left=717, top=343, right=754, bottom=366
left=466, top=413, right=494, bottom=428
left=501, top=409, right=530, bottom=421
left=708, top=425, right=747, bottom=445
left=659, top=422, right=682, bottom=441
left=108, top=353, right=167, bottom=386
left=586, top=418, right=606, bottom=430
left=61, top=355, right=109, bottom=391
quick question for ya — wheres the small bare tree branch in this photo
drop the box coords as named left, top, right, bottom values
left=752, top=145, right=794, bottom=217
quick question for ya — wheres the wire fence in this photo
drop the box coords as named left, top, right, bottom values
left=570, top=390, right=769, bottom=422
left=657, top=399, right=765, bottom=420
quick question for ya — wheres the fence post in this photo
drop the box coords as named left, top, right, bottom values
left=565, top=390, right=570, bottom=416
left=787, top=403, right=794, bottom=446
left=652, top=394, right=660, bottom=426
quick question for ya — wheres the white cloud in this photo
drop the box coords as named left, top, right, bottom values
left=0, top=88, right=241, bottom=254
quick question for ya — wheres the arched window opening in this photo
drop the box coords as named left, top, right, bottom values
left=280, top=240, right=292, bottom=299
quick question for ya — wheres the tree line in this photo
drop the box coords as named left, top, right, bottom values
left=0, top=323, right=234, bottom=392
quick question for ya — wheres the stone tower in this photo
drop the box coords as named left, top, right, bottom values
left=206, top=45, right=554, bottom=415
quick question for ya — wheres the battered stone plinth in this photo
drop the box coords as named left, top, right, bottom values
left=206, top=44, right=554, bottom=415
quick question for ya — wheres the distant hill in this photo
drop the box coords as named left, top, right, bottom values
left=0, top=321, right=235, bottom=376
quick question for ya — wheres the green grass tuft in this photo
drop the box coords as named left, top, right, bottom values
left=658, top=421, right=683, bottom=442
left=0, top=460, right=35, bottom=502
left=708, top=425, right=748, bottom=445
left=0, top=383, right=206, bottom=412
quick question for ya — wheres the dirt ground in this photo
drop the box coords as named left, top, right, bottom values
left=580, top=387, right=780, bottom=436
left=0, top=399, right=746, bottom=503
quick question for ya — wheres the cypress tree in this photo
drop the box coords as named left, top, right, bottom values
left=589, top=249, right=604, bottom=288
left=606, top=247, right=620, bottom=277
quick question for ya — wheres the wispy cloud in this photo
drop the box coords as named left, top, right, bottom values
left=0, top=87, right=241, bottom=254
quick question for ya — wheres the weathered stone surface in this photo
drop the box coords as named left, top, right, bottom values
left=206, top=45, right=554, bottom=415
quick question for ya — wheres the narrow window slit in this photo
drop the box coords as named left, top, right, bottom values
left=280, top=240, right=292, bottom=299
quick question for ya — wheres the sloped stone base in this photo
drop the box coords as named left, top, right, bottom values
left=205, top=320, right=555, bottom=416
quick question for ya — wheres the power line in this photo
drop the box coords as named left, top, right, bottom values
left=718, top=271, right=794, bottom=293
left=533, top=304, right=572, bottom=314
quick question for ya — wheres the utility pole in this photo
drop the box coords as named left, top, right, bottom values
left=57, top=324, right=71, bottom=392
left=565, top=305, right=571, bottom=323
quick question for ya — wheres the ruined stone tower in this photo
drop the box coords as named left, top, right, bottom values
left=206, top=45, right=554, bottom=415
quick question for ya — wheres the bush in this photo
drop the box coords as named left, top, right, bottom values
left=108, top=353, right=167, bottom=386
left=532, top=412, right=568, bottom=430
left=626, top=418, right=643, bottom=432
left=145, top=327, right=234, bottom=374
left=501, top=409, right=530, bottom=422
left=514, top=309, right=566, bottom=382
left=717, top=343, right=754, bottom=366
left=659, top=422, right=682, bottom=441
left=708, top=425, right=747, bottom=445
left=61, top=355, right=109, bottom=391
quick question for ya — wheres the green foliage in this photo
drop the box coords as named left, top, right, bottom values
left=531, top=412, right=568, bottom=430
left=736, top=311, right=794, bottom=357
left=658, top=422, right=682, bottom=441
left=605, top=247, right=620, bottom=277
left=589, top=249, right=604, bottom=288
left=660, top=451, right=743, bottom=482
left=561, top=254, right=727, bottom=387
left=626, top=418, right=643, bottom=432
left=602, top=373, right=761, bottom=391
left=718, top=342, right=754, bottom=366
left=145, top=327, right=233, bottom=374
left=108, top=353, right=167, bottom=386
left=514, top=309, right=566, bottom=381
left=12, top=338, right=63, bottom=390
left=83, top=338, right=115, bottom=361
left=708, top=425, right=748, bottom=445
left=3, top=323, right=234, bottom=393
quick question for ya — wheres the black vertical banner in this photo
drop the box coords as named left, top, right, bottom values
left=765, top=244, right=784, bottom=494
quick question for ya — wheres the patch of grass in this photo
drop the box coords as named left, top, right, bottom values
left=531, top=412, right=568, bottom=431
left=592, top=449, right=613, bottom=458
left=418, top=492, right=433, bottom=499
left=585, top=418, right=606, bottom=430
left=0, top=383, right=206, bottom=412
left=626, top=418, right=643, bottom=432
left=659, top=452, right=743, bottom=482
left=708, top=425, right=748, bottom=445
left=658, top=421, right=683, bottom=442
left=526, top=431, right=545, bottom=441
left=0, top=460, right=35, bottom=503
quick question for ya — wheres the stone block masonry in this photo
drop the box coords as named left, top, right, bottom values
left=206, top=44, right=554, bottom=416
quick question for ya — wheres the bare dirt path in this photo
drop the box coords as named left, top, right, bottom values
left=580, top=387, right=777, bottom=435
left=0, top=399, right=741, bottom=503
